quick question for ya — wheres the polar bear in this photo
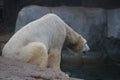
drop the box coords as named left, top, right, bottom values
left=2, top=13, right=90, bottom=70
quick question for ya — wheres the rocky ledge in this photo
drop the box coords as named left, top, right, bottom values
left=0, top=57, right=80, bottom=80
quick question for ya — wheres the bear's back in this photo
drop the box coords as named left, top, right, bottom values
left=2, top=13, right=67, bottom=57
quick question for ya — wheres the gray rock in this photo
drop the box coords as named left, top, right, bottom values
left=107, top=9, right=120, bottom=39
left=15, top=5, right=107, bottom=65
left=106, top=9, right=120, bottom=63
left=15, top=5, right=51, bottom=32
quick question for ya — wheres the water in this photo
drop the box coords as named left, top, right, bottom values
left=61, top=64, right=120, bottom=80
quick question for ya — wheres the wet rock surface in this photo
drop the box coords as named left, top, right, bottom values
left=61, top=64, right=120, bottom=80
left=0, top=57, right=79, bottom=80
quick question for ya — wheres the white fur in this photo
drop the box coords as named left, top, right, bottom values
left=2, top=13, right=66, bottom=59
left=2, top=13, right=89, bottom=69
left=83, top=44, right=90, bottom=52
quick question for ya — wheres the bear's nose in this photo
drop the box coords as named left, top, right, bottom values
left=83, top=44, right=90, bottom=52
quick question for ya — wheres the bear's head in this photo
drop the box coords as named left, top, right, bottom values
left=65, top=30, right=90, bottom=54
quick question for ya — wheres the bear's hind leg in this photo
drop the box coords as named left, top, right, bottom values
left=48, top=48, right=61, bottom=70
left=18, top=42, right=48, bottom=68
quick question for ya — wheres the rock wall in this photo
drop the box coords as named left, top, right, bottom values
left=13, top=5, right=120, bottom=66
left=105, top=9, right=120, bottom=63
left=107, top=9, right=120, bottom=39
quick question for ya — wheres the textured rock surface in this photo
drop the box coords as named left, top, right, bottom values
left=105, top=8, right=120, bottom=63
left=0, top=57, right=80, bottom=80
left=107, top=9, right=120, bottom=39
left=15, top=6, right=50, bottom=32
left=15, top=5, right=108, bottom=66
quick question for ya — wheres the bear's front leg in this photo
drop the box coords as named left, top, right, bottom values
left=48, top=48, right=61, bottom=70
